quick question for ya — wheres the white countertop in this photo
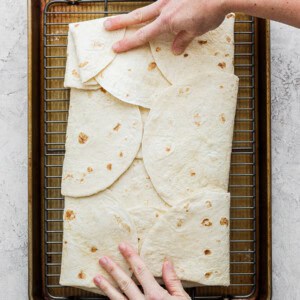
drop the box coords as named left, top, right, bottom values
left=0, top=1, right=299, bottom=299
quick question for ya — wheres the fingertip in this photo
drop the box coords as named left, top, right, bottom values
left=118, top=242, right=127, bottom=252
left=103, top=19, right=112, bottom=30
left=172, top=46, right=184, bottom=56
left=94, top=275, right=103, bottom=286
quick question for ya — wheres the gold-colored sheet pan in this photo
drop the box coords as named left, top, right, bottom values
left=28, top=0, right=271, bottom=299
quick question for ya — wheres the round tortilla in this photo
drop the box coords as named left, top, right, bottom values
left=61, top=88, right=143, bottom=197
left=95, top=26, right=170, bottom=109
left=140, top=190, right=230, bottom=286
left=109, top=159, right=170, bottom=210
left=149, top=14, right=235, bottom=84
left=60, top=190, right=138, bottom=294
left=142, top=72, right=239, bottom=205
left=70, top=17, right=126, bottom=83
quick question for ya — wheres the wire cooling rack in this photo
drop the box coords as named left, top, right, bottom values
left=43, top=1, right=257, bottom=299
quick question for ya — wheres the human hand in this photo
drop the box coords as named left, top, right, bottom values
left=104, top=0, right=229, bottom=55
left=93, top=242, right=191, bottom=300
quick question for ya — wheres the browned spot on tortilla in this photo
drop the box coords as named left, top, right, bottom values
left=114, top=215, right=131, bottom=233
left=80, top=178, right=85, bottom=183
left=74, top=24, right=80, bottom=27
left=204, top=249, right=211, bottom=255
left=106, top=163, right=112, bottom=171
left=220, top=85, right=224, bottom=89
left=220, top=217, right=229, bottom=226
left=138, top=237, right=141, bottom=241
left=78, top=271, right=86, bottom=279
left=64, top=240, right=68, bottom=244
left=183, top=53, right=189, bottom=57
left=198, top=40, right=208, bottom=45
left=65, top=210, right=75, bottom=221
left=63, top=173, right=73, bottom=180
left=218, top=62, right=226, bottom=69
left=226, top=36, right=231, bottom=43
left=128, top=68, right=132, bottom=71
left=205, top=272, right=212, bottom=278
left=165, top=147, right=171, bottom=152
left=155, top=212, right=160, bottom=218
left=155, top=47, right=161, bottom=52
left=100, top=87, right=107, bottom=93
left=205, top=201, right=212, bottom=208
left=72, top=69, right=80, bottom=78
left=78, top=132, right=88, bottom=144
left=216, top=239, right=221, bottom=243
left=225, top=53, right=230, bottom=57
left=87, top=167, right=93, bottom=173
left=220, top=113, right=226, bottom=123
left=119, top=151, right=123, bottom=157
left=148, top=61, right=157, bottom=71
left=184, top=202, right=190, bottom=212
left=91, top=246, right=98, bottom=253
left=177, top=219, right=184, bottom=227
left=201, top=218, right=212, bottom=226
left=78, top=61, right=89, bottom=68
left=190, top=171, right=196, bottom=176
left=194, top=113, right=201, bottom=127
left=126, top=94, right=129, bottom=97
left=113, top=123, right=121, bottom=131
left=227, top=13, right=234, bottom=18
left=214, top=52, right=219, bottom=56
left=92, top=41, right=103, bottom=48
left=87, top=91, right=93, bottom=98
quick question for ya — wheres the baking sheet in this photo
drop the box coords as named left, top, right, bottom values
left=28, top=1, right=271, bottom=299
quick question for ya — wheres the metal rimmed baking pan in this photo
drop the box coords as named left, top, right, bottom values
left=28, top=0, right=272, bottom=299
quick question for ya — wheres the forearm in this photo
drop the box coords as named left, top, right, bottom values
left=226, top=0, right=300, bottom=28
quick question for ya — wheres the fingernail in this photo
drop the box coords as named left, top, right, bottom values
left=119, top=242, right=127, bottom=251
left=172, top=47, right=183, bottom=56
left=164, top=260, right=173, bottom=270
left=104, top=19, right=111, bottom=30
left=99, top=257, right=108, bottom=265
left=94, top=275, right=102, bottom=285
left=112, top=42, right=120, bottom=52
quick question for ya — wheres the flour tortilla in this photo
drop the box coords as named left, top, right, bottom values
left=140, top=190, right=230, bottom=286
left=128, top=206, right=166, bottom=252
left=60, top=190, right=138, bottom=294
left=109, top=159, right=170, bottom=210
left=61, top=88, right=143, bottom=197
left=64, top=32, right=100, bottom=90
left=149, top=13, right=235, bottom=84
left=95, top=26, right=170, bottom=109
left=69, top=17, right=126, bottom=83
left=142, top=72, right=239, bottom=205
left=136, top=107, right=150, bottom=159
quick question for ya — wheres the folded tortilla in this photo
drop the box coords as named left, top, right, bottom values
left=149, top=13, right=235, bottom=84
left=140, top=190, right=230, bottom=286
left=142, top=71, right=239, bottom=205
left=95, top=26, right=170, bottom=109
left=60, top=190, right=138, bottom=295
left=61, top=88, right=143, bottom=197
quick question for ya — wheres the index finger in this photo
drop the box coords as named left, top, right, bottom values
left=104, top=2, right=162, bottom=31
left=112, top=17, right=165, bottom=53
left=118, top=242, right=162, bottom=294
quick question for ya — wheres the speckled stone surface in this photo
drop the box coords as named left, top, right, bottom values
left=0, top=2, right=299, bottom=298
left=271, top=21, right=300, bottom=300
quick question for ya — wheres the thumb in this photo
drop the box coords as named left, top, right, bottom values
left=162, top=260, right=187, bottom=297
left=172, top=30, right=195, bottom=55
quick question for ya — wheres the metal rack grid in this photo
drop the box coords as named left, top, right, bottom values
left=43, top=1, right=257, bottom=299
